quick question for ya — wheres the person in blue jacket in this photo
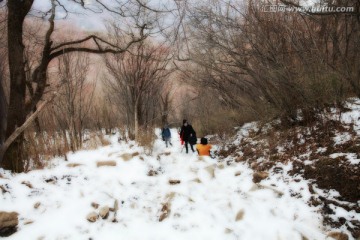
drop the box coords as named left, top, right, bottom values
left=161, top=124, right=172, bottom=148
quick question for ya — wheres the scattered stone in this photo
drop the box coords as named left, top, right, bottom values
left=131, top=152, right=140, bottom=157
left=34, top=202, right=41, bottom=209
left=147, top=169, right=158, bottom=176
left=96, top=161, right=116, bottom=167
left=192, top=178, right=202, bottom=183
left=66, top=163, right=83, bottom=168
left=86, top=212, right=98, bottom=223
left=235, top=171, right=241, bottom=176
left=111, top=200, right=119, bottom=222
left=0, top=185, right=9, bottom=194
left=21, top=181, right=33, bottom=188
left=235, top=210, right=245, bottom=221
left=44, top=177, right=57, bottom=184
left=109, top=200, right=118, bottom=212
left=252, top=171, right=269, bottom=183
left=159, top=203, right=171, bottom=222
left=327, top=232, right=349, bottom=240
left=23, top=220, right=34, bottom=225
left=91, top=202, right=99, bottom=209
left=0, top=211, right=19, bottom=237
left=120, top=153, right=132, bottom=161
left=99, top=206, right=110, bottom=219
left=169, top=180, right=181, bottom=185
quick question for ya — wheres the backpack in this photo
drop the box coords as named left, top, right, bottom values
left=189, top=134, right=197, bottom=145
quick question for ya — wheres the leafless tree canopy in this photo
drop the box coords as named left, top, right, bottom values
left=176, top=0, right=359, bottom=127
left=104, top=40, right=172, bottom=140
left=1, top=0, right=180, bottom=171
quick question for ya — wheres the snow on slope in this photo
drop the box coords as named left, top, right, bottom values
left=0, top=129, right=333, bottom=240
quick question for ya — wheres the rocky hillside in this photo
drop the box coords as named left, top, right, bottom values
left=218, top=99, right=360, bottom=239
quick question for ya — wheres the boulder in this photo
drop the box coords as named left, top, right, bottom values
left=0, top=211, right=19, bottom=237
left=99, top=206, right=110, bottom=219
left=86, top=212, right=98, bottom=223
left=252, top=172, right=269, bottom=183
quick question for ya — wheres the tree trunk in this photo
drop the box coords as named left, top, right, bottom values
left=134, top=103, right=139, bottom=141
left=0, top=73, right=6, bottom=147
left=2, top=0, right=34, bottom=172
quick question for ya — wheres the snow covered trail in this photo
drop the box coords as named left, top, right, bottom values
left=1, top=129, right=332, bottom=240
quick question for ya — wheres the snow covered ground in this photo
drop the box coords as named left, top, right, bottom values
left=0, top=128, right=352, bottom=240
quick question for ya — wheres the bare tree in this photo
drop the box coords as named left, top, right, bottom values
left=0, top=53, right=6, bottom=147
left=104, top=41, right=172, bottom=140
left=177, top=0, right=358, bottom=126
left=2, top=0, right=168, bottom=172
left=51, top=52, right=95, bottom=152
left=0, top=7, right=7, bottom=150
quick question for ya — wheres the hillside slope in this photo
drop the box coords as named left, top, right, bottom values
left=218, top=99, right=360, bottom=239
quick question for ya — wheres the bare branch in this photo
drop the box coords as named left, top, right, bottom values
left=0, top=92, right=58, bottom=163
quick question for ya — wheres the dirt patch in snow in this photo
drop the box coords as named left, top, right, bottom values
left=304, top=157, right=360, bottom=203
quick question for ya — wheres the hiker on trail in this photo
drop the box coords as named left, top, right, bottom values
left=180, top=119, right=196, bottom=153
left=161, top=124, right=172, bottom=148
left=196, top=137, right=212, bottom=156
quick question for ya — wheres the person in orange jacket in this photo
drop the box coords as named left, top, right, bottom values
left=196, top=137, right=212, bottom=156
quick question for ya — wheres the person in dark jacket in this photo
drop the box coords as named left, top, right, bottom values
left=180, top=119, right=196, bottom=153
left=161, top=124, right=172, bottom=148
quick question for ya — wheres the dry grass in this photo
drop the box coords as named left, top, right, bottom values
left=22, top=130, right=112, bottom=171
left=137, top=128, right=156, bottom=155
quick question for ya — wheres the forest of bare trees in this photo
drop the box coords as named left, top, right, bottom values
left=0, top=0, right=359, bottom=172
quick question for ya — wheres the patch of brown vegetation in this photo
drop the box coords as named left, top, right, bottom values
left=304, top=157, right=360, bottom=202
